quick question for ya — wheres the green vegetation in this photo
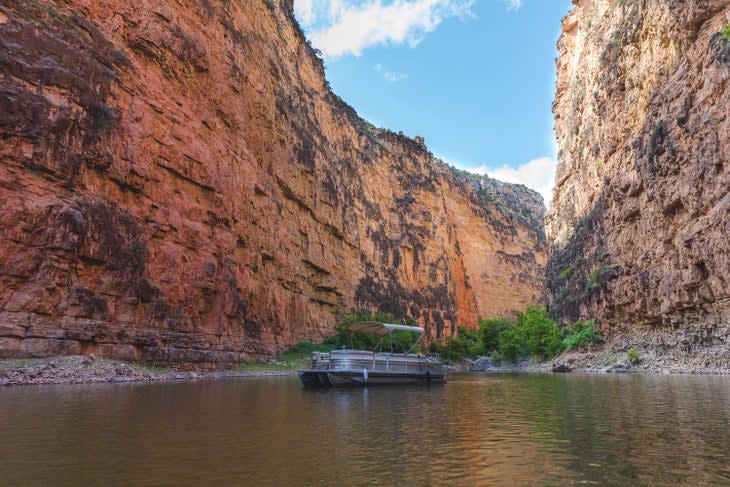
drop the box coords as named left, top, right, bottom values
left=479, top=317, right=514, bottom=352
left=430, top=307, right=604, bottom=364
left=432, top=307, right=560, bottom=364
left=518, top=306, right=564, bottom=359
left=586, top=264, right=621, bottom=289
left=627, top=348, right=642, bottom=364
left=239, top=308, right=605, bottom=370
left=236, top=341, right=336, bottom=372
left=721, top=22, right=730, bottom=40
left=0, top=358, right=47, bottom=370
left=497, top=325, right=526, bottom=363
left=561, top=319, right=602, bottom=351
left=560, top=264, right=575, bottom=280
left=428, top=326, right=482, bottom=362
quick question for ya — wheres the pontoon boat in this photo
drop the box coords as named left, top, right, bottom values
left=298, top=321, right=446, bottom=387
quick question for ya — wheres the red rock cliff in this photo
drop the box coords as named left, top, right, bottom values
left=0, top=0, right=547, bottom=365
left=547, top=0, right=730, bottom=364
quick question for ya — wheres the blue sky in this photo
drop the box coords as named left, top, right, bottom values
left=293, top=0, right=573, bottom=203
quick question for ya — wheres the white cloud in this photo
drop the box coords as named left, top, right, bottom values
left=383, top=71, right=408, bottom=81
left=374, top=63, right=408, bottom=81
left=294, top=0, right=317, bottom=25
left=503, top=0, right=523, bottom=10
left=470, top=157, right=556, bottom=206
left=295, top=0, right=476, bottom=58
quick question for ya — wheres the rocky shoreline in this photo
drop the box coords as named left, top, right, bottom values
left=469, top=346, right=730, bottom=376
left=0, top=356, right=296, bottom=387
left=3, top=347, right=730, bottom=388
left=547, top=350, right=730, bottom=376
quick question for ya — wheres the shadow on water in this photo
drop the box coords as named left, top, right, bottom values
left=1, top=373, right=729, bottom=486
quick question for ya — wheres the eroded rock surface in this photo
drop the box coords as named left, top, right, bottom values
left=0, top=0, right=546, bottom=365
left=547, top=0, right=730, bottom=367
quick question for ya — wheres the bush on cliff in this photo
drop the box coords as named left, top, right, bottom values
left=561, top=319, right=603, bottom=350
left=722, top=22, right=730, bottom=40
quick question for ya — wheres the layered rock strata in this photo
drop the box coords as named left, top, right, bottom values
left=0, top=0, right=546, bottom=365
left=547, top=0, right=730, bottom=366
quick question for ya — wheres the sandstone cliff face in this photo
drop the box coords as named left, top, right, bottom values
left=547, top=0, right=730, bottom=364
left=0, top=0, right=546, bottom=365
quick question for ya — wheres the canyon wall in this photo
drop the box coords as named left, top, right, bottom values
left=548, top=0, right=730, bottom=364
left=0, top=0, right=546, bottom=365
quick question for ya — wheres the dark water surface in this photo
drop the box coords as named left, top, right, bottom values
left=2, top=373, right=730, bottom=486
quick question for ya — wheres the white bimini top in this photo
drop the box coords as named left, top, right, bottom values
left=347, top=321, right=424, bottom=337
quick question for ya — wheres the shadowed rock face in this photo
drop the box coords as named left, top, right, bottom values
left=0, top=0, right=546, bottom=365
left=547, top=0, right=730, bottom=363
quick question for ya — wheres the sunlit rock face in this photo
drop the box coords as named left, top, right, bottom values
left=548, top=0, right=730, bottom=362
left=0, top=0, right=546, bottom=365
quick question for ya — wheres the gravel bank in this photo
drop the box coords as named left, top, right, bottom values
left=0, top=356, right=295, bottom=387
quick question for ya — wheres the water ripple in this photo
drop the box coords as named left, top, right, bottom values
left=1, top=373, right=730, bottom=486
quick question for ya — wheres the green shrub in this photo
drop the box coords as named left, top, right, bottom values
left=427, top=307, right=564, bottom=363
left=627, top=348, right=642, bottom=364
left=441, top=336, right=470, bottom=362
left=560, top=265, right=575, bottom=279
left=437, top=327, right=482, bottom=362
left=498, top=326, right=525, bottom=363
left=432, top=307, right=566, bottom=363
left=562, top=319, right=603, bottom=350
left=469, top=341, right=486, bottom=358
left=586, top=264, right=621, bottom=289
left=516, top=306, right=563, bottom=359
left=428, top=340, right=443, bottom=353
left=479, top=317, right=514, bottom=352
left=424, top=326, right=497, bottom=363
left=722, top=22, right=730, bottom=40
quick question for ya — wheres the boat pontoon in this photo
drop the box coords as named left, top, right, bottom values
left=298, top=321, right=446, bottom=387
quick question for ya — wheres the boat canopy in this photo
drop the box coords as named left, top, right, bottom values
left=347, top=321, right=424, bottom=337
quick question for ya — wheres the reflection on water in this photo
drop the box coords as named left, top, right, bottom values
left=1, top=373, right=730, bottom=486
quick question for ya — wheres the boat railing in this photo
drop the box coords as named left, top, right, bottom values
left=325, top=350, right=443, bottom=373
left=310, top=351, right=330, bottom=369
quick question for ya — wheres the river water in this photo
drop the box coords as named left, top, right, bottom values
left=1, top=373, right=730, bottom=486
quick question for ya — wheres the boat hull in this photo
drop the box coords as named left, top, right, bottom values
left=299, top=369, right=446, bottom=387
left=298, top=370, right=333, bottom=387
